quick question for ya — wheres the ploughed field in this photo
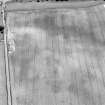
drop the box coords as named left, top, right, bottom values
left=6, top=3, right=105, bottom=105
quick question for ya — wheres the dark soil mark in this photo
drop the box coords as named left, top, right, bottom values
left=34, top=14, right=62, bottom=37
left=46, top=79, right=63, bottom=94
left=45, top=55, right=63, bottom=94
left=68, top=71, right=101, bottom=105
left=10, top=34, right=40, bottom=84
left=33, top=13, right=105, bottom=47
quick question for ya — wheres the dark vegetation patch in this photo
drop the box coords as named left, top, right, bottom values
left=0, top=26, right=4, bottom=42
left=10, top=0, right=104, bottom=2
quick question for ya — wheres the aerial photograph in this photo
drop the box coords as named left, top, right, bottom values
left=0, top=0, right=105, bottom=105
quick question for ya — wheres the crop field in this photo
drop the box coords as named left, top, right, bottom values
left=0, top=1, right=105, bottom=105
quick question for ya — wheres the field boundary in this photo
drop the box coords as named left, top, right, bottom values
left=5, top=1, right=105, bottom=12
